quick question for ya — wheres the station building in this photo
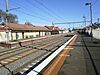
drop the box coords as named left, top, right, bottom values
left=0, top=23, right=51, bottom=42
left=0, top=23, right=68, bottom=43
left=0, top=23, right=69, bottom=48
left=0, top=27, right=9, bottom=42
left=85, top=23, right=100, bottom=40
left=74, top=23, right=100, bottom=40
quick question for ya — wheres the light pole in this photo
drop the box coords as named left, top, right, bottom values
left=83, top=16, right=86, bottom=27
left=85, top=3, right=93, bottom=25
left=85, top=2, right=93, bottom=40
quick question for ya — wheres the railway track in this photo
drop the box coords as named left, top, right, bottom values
left=0, top=34, right=71, bottom=75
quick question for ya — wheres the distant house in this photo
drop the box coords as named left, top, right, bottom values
left=0, top=23, right=51, bottom=42
left=45, top=26, right=66, bottom=35
left=45, top=26, right=68, bottom=35
left=78, top=23, right=100, bottom=40
left=86, top=23, right=100, bottom=39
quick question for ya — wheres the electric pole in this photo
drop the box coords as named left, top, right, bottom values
left=5, top=0, right=8, bottom=22
left=85, top=2, right=93, bottom=40
left=5, top=0, right=9, bottom=43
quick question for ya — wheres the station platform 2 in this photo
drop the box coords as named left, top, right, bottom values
left=43, top=34, right=100, bottom=75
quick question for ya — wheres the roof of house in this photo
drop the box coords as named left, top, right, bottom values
left=0, top=27, right=8, bottom=31
left=92, top=23, right=100, bottom=29
left=85, top=23, right=100, bottom=29
left=0, top=23, right=8, bottom=31
left=45, top=26, right=61, bottom=31
left=2, top=23, right=50, bottom=31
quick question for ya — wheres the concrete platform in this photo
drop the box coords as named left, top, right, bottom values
left=0, top=34, right=68, bottom=48
left=0, top=36, right=51, bottom=48
left=58, top=34, right=100, bottom=75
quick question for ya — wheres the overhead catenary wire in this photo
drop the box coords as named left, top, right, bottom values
left=9, top=0, right=66, bottom=24
left=92, top=0, right=98, bottom=6
left=9, top=0, right=42, bottom=16
left=24, top=0, right=60, bottom=21
left=33, top=0, right=65, bottom=20
left=15, top=10, right=51, bottom=22
left=9, top=0, right=52, bottom=22
left=54, top=21, right=90, bottom=24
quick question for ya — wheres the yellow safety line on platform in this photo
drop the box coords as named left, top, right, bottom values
left=43, top=35, right=78, bottom=75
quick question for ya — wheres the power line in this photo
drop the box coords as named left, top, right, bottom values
left=54, top=21, right=90, bottom=24
left=9, top=0, right=65, bottom=23
left=24, top=0, right=61, bottom=21
left=15, top=10, right=51, bottom=22
left=34, top=0, right=64, bottom=20
left=10, top=0, right=51, bottom=22
left=10, top=0, right=43, bottom=17
left=92, top=0, right=98, bottom=6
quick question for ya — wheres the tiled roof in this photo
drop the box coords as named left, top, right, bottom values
left=92, top=23, right=100, bottom=29
left=85, top=23, right=100, bottom=29
left=45, top=26, right=60, bottom=31
left=0, top=23, right=8, bottom=31
left=4, top=23, right=50, bottom=31
left=32, top=26, right=50, bottom=31
left=0, top=27, right=8, bottom=30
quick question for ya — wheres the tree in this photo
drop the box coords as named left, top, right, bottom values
left=25, top=22, right=32, bottom=25
left=0, top=9, right=18, bottom=23
left=1, top=10, right=6, bottom=22
left=7, top=13, right=18, bottom=23
left=0, top=10, right=2, bottom=22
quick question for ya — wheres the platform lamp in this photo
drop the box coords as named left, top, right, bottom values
left=85, top=2, right=93, bottom=40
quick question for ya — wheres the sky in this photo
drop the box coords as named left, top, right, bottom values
left=0, top=0, right=100, bottom=29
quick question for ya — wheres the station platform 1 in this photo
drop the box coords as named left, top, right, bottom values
left=42, top=34, right=100, bottom=75
left=58, top=34, right=100, bottom=75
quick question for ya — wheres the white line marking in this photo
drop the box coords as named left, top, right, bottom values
left=64, top=48, right=73, bottom=50
left=0, top=64, right=1, bottom=66
left=27, top=65, right=32, bottom=68
left=31, top=62, right=36, bottom=65
left=1, top=61, right=8, bottom=64
left=59, top=54, right=67, bottom=56
left=8, top=51, right=13, bottom=52
left=35, top=60, right=40, bottom=63
left=67, top=55, right=70, bottom=57
left=16, top=56, right=22, bottom=58
left=38, top=58, right=42, bottom=61
left=20, top=71, right=24, bottom=74
left=5, top=59, right=13, bottom=62
left=23, top=68, right=29, bottom=71
left=27, top=35, right=77, bottom=75
left=10, top=57, right=18, bottom=60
